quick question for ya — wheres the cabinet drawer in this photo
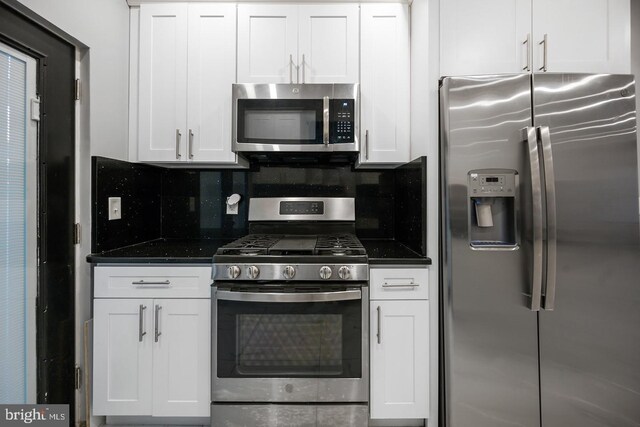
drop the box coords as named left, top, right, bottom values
left=94, top=266, right=212, bottom=298
left=370, top=267, right=428, bottom=300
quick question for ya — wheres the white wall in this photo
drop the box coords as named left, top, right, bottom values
left=17, top=0, right=130, bottom=160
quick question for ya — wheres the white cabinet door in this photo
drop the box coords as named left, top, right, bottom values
left=187, top=4, right=237, bottom=163
left=370, top=300, right=429, bottom=419
left=298, top=5, right=359, bottom=83
left=152, top=299, right=210, bottom=417
left=360, top=4, right=410, bottom=165
left=533, top=0, right=630, bottom=73
left=138, top=3, right=188, bottom=162
left=93, top=299, right=153, bottom=416
left=440, top=0, right=532, bottom=76
left=237, top=5, right=298, bottom=83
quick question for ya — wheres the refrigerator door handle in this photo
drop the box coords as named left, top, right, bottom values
left=524, top=126, right=544, bottom=311
left=537, top=126, right=557, bottom=310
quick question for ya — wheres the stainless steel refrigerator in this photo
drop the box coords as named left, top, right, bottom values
left=439, top=73, right=640, bottom=427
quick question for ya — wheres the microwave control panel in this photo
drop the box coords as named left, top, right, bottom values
left=330, top=99, right=355, bottom=143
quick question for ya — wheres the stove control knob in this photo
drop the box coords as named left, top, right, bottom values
left=283, top=265, right=296, bottom=280
left=227, top=265, right=241, bottom=279
left=247, top=265, right=260, bottom=279
left=338, top=266, right=351, bottom=280
left=319, top=266, right=333, bottom=280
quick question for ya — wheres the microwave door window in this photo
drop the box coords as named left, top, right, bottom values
left=237, top=99, right=323, bottom=144
left=244, top=110, right=316, bottom=143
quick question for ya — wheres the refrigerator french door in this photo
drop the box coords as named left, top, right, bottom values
left=440, top=73, right=640, bottom=427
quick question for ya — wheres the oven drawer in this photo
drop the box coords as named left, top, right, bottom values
left=212, top=404, right=368, bottom=427
left=94, top=265, right=212, bottom=298
left=370, top=267, right=428, bottom=300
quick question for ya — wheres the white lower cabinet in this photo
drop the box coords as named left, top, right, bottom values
left=370, top=267, right=429, bottom=420
left=93, top=266, right=211, bottom=418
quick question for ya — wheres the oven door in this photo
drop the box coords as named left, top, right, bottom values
left=212, top=285, right=369, bottom=403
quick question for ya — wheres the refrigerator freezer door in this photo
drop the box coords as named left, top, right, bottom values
left=534, top=73, right=640, bottom=426
left=440, top=74, right=540, bottom=427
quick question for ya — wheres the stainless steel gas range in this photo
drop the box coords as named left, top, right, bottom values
left=211, top=197, right=369, bottom=427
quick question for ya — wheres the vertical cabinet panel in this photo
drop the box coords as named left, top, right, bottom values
left=360, top=4, right=410, bottom=165
left=153, top=299, right=211, bottom=417
left=93, top=299, right=153, bottom=416
left=237, top=5, right=298, bottom=83
left=298, top=5, right=359, bottom=83
left=138, top=4, right=188, bottom=161
left=533, top=0, right=630, bottom=73
left=370, top=300, right=429, bottom=419
left=440, top=0, right=531, bottom=76
left=187, top=4, right=237, bottom=163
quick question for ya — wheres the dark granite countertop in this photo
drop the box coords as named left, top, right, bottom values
left=87, top=237, right=431, bottom=266
left=86, top=238, right=236, bottom=264
left=360, top=239, right=431, bottom=265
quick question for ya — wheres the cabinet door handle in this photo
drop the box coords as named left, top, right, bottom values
left=539, top=34, right=548, bottom=72
left=522, top=33, right=531, bottom=71
left=376, top=305, right=381, bottom=344
left=138, top=304, right=147, bottom=342
left=365, top=130, right=370, bottom=160
left=302, top=54, right=306, bottom=84
left=175, top=129, right=182, bottom=159
left=154, top=304, right=162, bottom=342
left=188, top=129, right=194, bottom=159
left=289, top=54, right=293, bottom=84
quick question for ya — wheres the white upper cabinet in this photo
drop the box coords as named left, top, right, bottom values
left=237, top=4, right=359, bottom=84
left=441, top=0, right=630, bottom=76
left=137, top=3, right=238, bottom=164
left=138, top=3, right=188, bottom=162
left=360, top=4, right=410, bottom=165
left=237, top=5, right=298, bottom=83
left=440, top=0, right=531, bottom=76
left=533, top=0, right=630, bottom=73
left=298, top=5, right=359, bottom=83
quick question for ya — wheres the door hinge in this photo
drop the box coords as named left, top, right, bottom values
left=74, top=365, right=82, bottom=390
left=73, top=223, right=81, bottom=245
left=75, top=79, right=81, bottom=101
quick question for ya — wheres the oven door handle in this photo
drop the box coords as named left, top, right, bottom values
left=216, top=289, right=361, bottom=303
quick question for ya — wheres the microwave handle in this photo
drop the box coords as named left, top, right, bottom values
left=216, top=289, right=361, bottom=303
left=323, top=96, right=330, bottom=145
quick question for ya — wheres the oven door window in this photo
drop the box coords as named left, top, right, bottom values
left=217, top=298, right=361, bottom=378
left=237, top=99, right=323, bottom=145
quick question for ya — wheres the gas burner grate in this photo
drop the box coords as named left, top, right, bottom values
left=217, top=234, right=283, bottom=255
left=315, top=234, right=365, bottom=255
left=216, top=233, right=366, bottom=256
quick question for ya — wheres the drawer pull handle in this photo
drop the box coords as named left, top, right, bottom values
left=132, top=280, right=171, bottom=286
left=382, top=281, right=418, bottom=288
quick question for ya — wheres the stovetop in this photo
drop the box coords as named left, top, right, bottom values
left=216, top=233, right=366, bottom=256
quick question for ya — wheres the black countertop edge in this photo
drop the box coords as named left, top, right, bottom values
left=360, top=239, right=432, bottom=265
left=87, top=237, right=431, bottom=265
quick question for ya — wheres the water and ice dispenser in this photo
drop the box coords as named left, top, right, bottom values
left=468, top=170, right=518, bottom=248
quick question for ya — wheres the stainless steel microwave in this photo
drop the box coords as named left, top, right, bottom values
left=232, top=83, right=359, bottom=153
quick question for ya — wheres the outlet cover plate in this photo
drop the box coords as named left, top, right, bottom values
left=108, top=197, right=121, bottom=220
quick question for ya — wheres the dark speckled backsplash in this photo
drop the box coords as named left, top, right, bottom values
left=92, top=157, right=426, bottom=255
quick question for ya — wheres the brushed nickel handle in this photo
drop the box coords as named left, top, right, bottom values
left=539, top=34, right=548, bottom=72
left=138, top=304, right=147, bottom=342
left=302, top=54, right=306, bottom=84
left=289, top=54, right=293, bottom=83
left=376, top=305, right=381, bottom=344
left=132, top=280, right=171, bottom=286
left=188, top=129, right=194, bottom=159
left=175, top=129, right=182, bottom=159
left=365, top=130, right=370, bottom=160
left=523, top=33, right=531, bottom=71
left=154, top=304, right=162, bottom=342
left=323, top=96, right=330, bottom=145
left=382, top=281, right=418, bottom=288
left=537, top=126, right=557, bottom=310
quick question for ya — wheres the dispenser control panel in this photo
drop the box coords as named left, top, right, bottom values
left=469, top=172, right=516, bottom=196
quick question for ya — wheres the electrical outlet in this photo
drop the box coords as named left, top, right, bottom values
left=108, top=197, right=121, bottom=220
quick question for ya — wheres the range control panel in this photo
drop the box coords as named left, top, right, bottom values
left=330, top=99, right=355, bottom=143
left=279, top=201, right=325, bottom=215
left=468, top=171, right=517, bottom=196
